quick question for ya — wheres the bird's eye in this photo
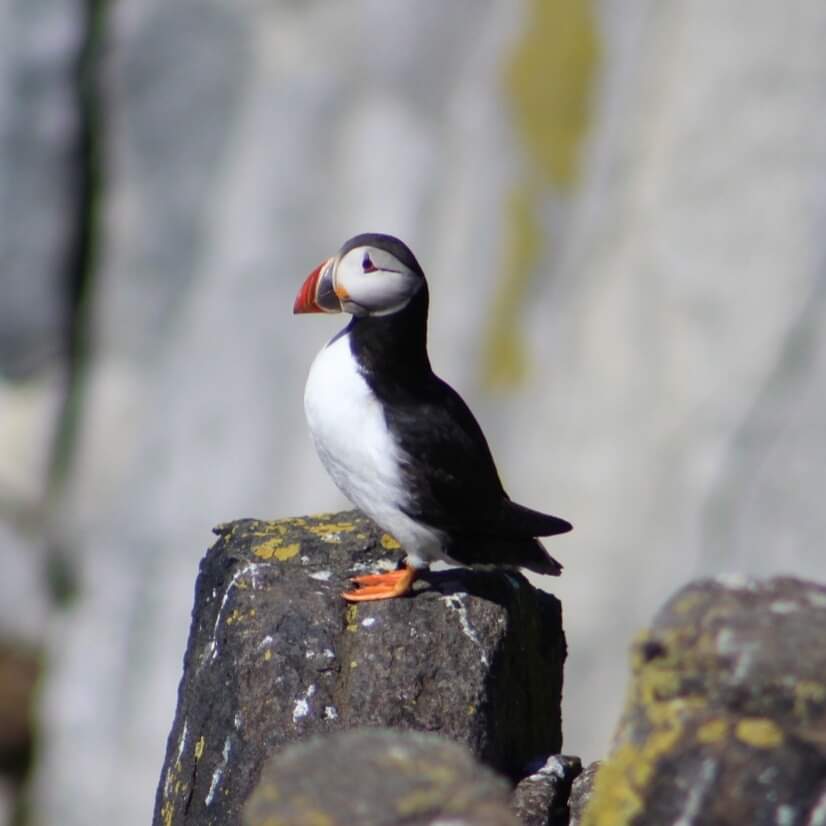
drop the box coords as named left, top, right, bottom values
left=362, top=253, right=378, bottom=273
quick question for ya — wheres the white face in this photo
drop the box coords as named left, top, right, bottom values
left=333, top=246, right=422, bottom=317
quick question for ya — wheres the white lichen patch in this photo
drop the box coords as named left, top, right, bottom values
left=350, top=558, right=397, bottom=573
left=309, top=570, right=332, bottom=581
left=200, top=562, right=267, bottom=667
left=770, top=600, right=799, bottom=614
left=526, top=754, right=568, bottom=781
left=716, top=628, right=759, bottom=683
left=808, top=789, right=826, bottom=826
left=775, top=804, right=796, bottom=826
left=205, top=736, right=231, bottom=807
left=361, top=617, right=376, bottom=628
left=672, top=757, right=718, bottom=826
left=292, top=684, right=316, bottom=724
left=442, top=594, right=488, bottom=666
left=300, top=555, right=310, bottom=564
left=257, top=635, right=273, bottom=650
left=807, top=591, right=826, bottom=609
left=323, top=705, right=338, bottom=720
left=176, top=719, right=189, bottom=763
left=714, top=573, right=757, bottom=591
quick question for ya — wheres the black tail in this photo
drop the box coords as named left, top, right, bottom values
left=501, top=501, right=573, bottom=538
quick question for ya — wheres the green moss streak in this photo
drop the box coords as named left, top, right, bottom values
left=484, top=0, right=598, bottom=389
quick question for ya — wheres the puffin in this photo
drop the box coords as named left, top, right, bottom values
left=294, top=233, right=572, bottom=601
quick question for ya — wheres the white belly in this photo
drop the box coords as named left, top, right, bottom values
left=303, top=332, right=445, bottom=567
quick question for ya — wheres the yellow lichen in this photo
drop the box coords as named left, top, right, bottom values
left=580, top=744, right=644, bottom=826
left=696, top=718, right=728, bottom=744
left=273, top=543, right=300, bottom=561
left=263, top=649, right=272, bottom=661
left=307, top=522, right=354, bottom=537
left=380, top=533, right=401, bottom=550
left=581, top=625, right=705, bottom=826
left=794, top=680, right=826, bottom=719
left=672, top=592, right=706, bottom=616
left=735, top=718, right=783, bottom=749
left=506, top=0, right=599, bottom=189
left=253, top=537, right=284, bottom=559
left=251, top=538, right=301, bottom=561
left=345, top=604, right=359, bottom=633
left=396, top=788, right=448, bottom=817
left=582, top=721, right=684, bottom=826
left=194, top=736, right=205, bottom=760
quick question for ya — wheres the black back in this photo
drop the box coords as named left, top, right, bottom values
left=344, top=247, right=572, bottom=561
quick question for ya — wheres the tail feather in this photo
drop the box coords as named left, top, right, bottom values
left=500, top=501, right=573, bottom=538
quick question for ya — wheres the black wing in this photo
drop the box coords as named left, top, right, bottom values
left=382, top=375, right=572, bottom=540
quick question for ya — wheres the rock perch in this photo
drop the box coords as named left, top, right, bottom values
left=153, top=510, right=566, bottom=826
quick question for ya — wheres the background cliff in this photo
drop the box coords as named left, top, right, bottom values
left=2, top=1, right=826, bottom=824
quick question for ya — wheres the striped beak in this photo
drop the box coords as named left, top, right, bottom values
left=293, top=258, right=341, bottom=314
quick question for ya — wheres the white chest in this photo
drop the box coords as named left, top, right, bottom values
left=303, top=332, right=445, bottom=565
left=304, top=333, right=403, bottom=513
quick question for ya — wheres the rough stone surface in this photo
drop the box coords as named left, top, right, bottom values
left=511, top=754, right=582, bottom=826
left=243, top=728, right=519, bottom=826
left=567, top=762, right=600, bottom=826
left=581, top=577, right=826, bottom=826
left=153, top=510, right=565, bottom=826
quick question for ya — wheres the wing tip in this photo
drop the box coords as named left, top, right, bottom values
left=539, top=515, right=573, bottom=537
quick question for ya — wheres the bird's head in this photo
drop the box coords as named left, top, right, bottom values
left=293, top=233, right=426, bottom=318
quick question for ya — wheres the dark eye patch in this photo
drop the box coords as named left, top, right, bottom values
left=362, top=252, right=378, bottom=273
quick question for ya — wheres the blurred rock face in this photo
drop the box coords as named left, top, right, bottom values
left=0, top=0, right=823, bottom=825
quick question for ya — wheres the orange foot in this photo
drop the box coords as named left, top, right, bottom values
left=342, top=563, right=418, bottom=602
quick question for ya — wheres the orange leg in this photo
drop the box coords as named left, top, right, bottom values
left=342, top=563, right=418, bottom=602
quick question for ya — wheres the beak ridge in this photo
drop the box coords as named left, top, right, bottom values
left=293, top=258, right=340, bottom=314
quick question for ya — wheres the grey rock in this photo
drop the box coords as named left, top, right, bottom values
left=566, top=762, right=599, bottom=826
left=153, top=511, right=565, bottom=826
left=580, top=577, right=826, bottom=826
left=243, top=728, right=519, bottom=826
left=511, top=754, right=582, bottom=826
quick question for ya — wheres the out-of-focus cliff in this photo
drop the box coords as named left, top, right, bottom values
left=2, top=1, right=826, bottom=824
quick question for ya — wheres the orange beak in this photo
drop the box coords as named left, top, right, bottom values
left=293, top=258, right=341, bottom=314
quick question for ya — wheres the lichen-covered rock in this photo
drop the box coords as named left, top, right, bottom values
left=153, top=511, right=565, bottom=826
left=511, top=754, right=582, bottom=826
left=581, top=577, right=826, bottom=826
left=243, top=728, right=519, bottom=826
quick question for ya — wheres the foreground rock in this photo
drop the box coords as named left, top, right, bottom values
left=511, top=754, right=582, bottom=826
left=581, top=577, right=826, bottom=826
left=153, top=511, right=566, bottom=825
left=244, top=728, right=519, bottom=826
